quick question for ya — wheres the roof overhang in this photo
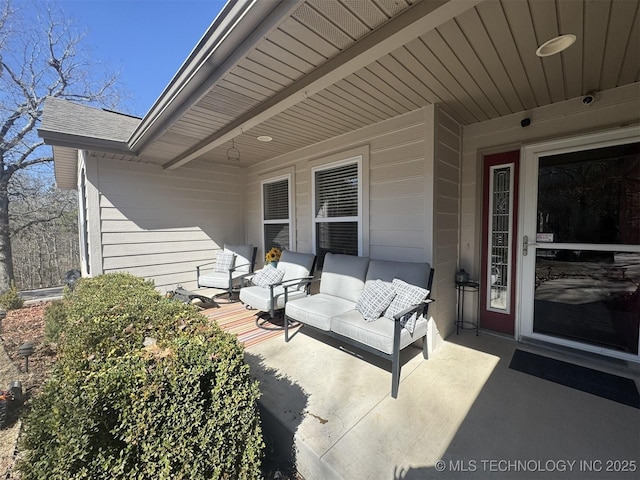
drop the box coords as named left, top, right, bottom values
left=128, top=0, right=303, bottom=153
left=52, top=146, right=79, bottom=190
left=42, top=0, right=640, bottom=182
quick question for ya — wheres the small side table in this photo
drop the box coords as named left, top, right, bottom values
left=456, top=281, right=479, bottom=335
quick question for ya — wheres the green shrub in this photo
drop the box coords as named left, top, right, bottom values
left=18, top=273, right=264, bottom=479
left=0, top=282, right=24, bottom=310
left=43, top=299, right=67, bottom=344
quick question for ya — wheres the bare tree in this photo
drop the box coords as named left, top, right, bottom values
left=10, top=170, right=78, bottom=288
left=0, top=0, right=121, bottom=291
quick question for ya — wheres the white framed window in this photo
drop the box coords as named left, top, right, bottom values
left=261, top=171, right=293, bottom=254
left=312, top=155, right=364, bottom=267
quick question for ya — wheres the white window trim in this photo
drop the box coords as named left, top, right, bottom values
left=310, top=146, right=370, bottom=259
left=260, top=167, right=295, bottom=253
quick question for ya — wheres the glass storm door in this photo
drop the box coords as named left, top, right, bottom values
left=520, top=130, right=640, bottom=362
left=481, top=151, right=519, bottom=335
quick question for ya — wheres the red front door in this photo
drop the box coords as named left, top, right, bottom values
left=480, top=151, right=519, bottom=335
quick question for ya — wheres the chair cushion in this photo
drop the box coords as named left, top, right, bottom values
left=224, top=244, right=254, bottom=272
left=198, top=270, right=247, bottom=289
left=252, top=266, right=285, bottom=287
left=285, top=294, right=355, bottom=331
left=319, top=253, right=369, bottom=302
left=278, top=250, right=316, bottom=283
left=214, top=252, right=235, bottom=273
left=355, top=279, right=396, bottom=322
left=385, top=278, right=429, bottom=321
left=240, top=285, right=308, bottom=312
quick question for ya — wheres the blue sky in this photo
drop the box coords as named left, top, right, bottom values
left=57, top=0, right=227, bottom=118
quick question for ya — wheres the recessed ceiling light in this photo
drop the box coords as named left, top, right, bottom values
left=257, top=135, right=272, bottom=142
left=536, top=34, right=576, bottom=57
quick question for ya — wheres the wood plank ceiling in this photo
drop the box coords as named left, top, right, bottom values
left=132, top=0, right=639, bottom=169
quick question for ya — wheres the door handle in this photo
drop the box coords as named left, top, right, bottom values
left=523, top=235, right=537, bottom=256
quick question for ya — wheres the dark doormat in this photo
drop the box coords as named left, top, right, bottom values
left=509, top=349, right=640, bottom=409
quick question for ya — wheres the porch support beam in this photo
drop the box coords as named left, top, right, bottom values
left=164, top=0, right=483, bottom=170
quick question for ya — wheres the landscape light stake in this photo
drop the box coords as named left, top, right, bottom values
left=18, top=342, right=35, bottom=372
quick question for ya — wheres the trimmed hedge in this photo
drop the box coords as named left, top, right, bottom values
left=19, top=273, right=264, bottom=479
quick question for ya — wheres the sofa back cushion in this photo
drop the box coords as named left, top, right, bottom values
left=319, top=253, right=369, bottom=302
left=365, top=259, right=430, bottom=289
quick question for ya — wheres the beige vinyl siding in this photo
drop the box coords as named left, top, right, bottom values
left=245, top=108, right=431, bottom=261
left=92, top=156, right=244, bottom=292
left=432, top=105, right=462, bottom=342
left=461, top=83, right=640, bottom=282
left=244, top=107, right=457, bottom=341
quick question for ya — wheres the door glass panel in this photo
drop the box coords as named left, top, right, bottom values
left=489, top=166, right=512, bottom=311
left=537, top=143, right=640, bottom=245
left=533, top=141, right=640, bottom=355
left=534, top=250, right=640, bottom=354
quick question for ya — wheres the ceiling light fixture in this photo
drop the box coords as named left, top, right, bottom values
left=536, top=34, right=576, bottom=57
left=257, top=135, right=272, bottom=142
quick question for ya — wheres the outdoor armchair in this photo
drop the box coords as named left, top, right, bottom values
left=196, top=244, right=257, bottom=300
left=239, top=250, right=317, bottom=319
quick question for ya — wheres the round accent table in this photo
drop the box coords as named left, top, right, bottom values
left=455, top=281, right=479, bottom=335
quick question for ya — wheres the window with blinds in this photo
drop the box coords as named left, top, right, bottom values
left=263, top=177, right=290, bottom=252
left=313, top=161, right=360, bottom=267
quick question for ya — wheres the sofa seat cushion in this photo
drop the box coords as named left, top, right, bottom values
left=331, top=310, right=429, bottom=355
left=240, top=285, right=308, bottom=312
left=286, top=294, right=355, bottom=331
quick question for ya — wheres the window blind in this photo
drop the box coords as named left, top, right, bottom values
left=264, top=224, right=289, bottom=252
left=263, top=179, right=289, bottom=221
left=315, top=163, right=358, bottom=218
left=314, top=161, right=360, bottom=267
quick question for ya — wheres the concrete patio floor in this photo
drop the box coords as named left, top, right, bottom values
left=244, top=328, right=640, bottom=479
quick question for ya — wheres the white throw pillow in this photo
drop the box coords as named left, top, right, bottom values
left=355, top=279, right=396, bottom=322
left=252, top=265, right=285, bottom=288
left=214, top=252, right=236, bottom=273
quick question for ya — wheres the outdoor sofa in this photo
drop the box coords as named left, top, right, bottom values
left=284, top=253, right=435, bottom=398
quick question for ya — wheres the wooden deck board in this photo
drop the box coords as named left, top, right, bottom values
left=201, top=300, right=297, bottom=348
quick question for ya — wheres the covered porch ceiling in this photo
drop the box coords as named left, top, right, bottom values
left=87, top=0, right=640, bottom=170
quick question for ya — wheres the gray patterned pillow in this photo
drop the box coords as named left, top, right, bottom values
left=399, top=312, right=419, bottom=334
left=214, top=252, right=236, bottom=272
left=252, top=265, right=285, bottom=288
left=385, top=278, right=429, bottom=321
left=355, top=280, right=397, bottom=322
